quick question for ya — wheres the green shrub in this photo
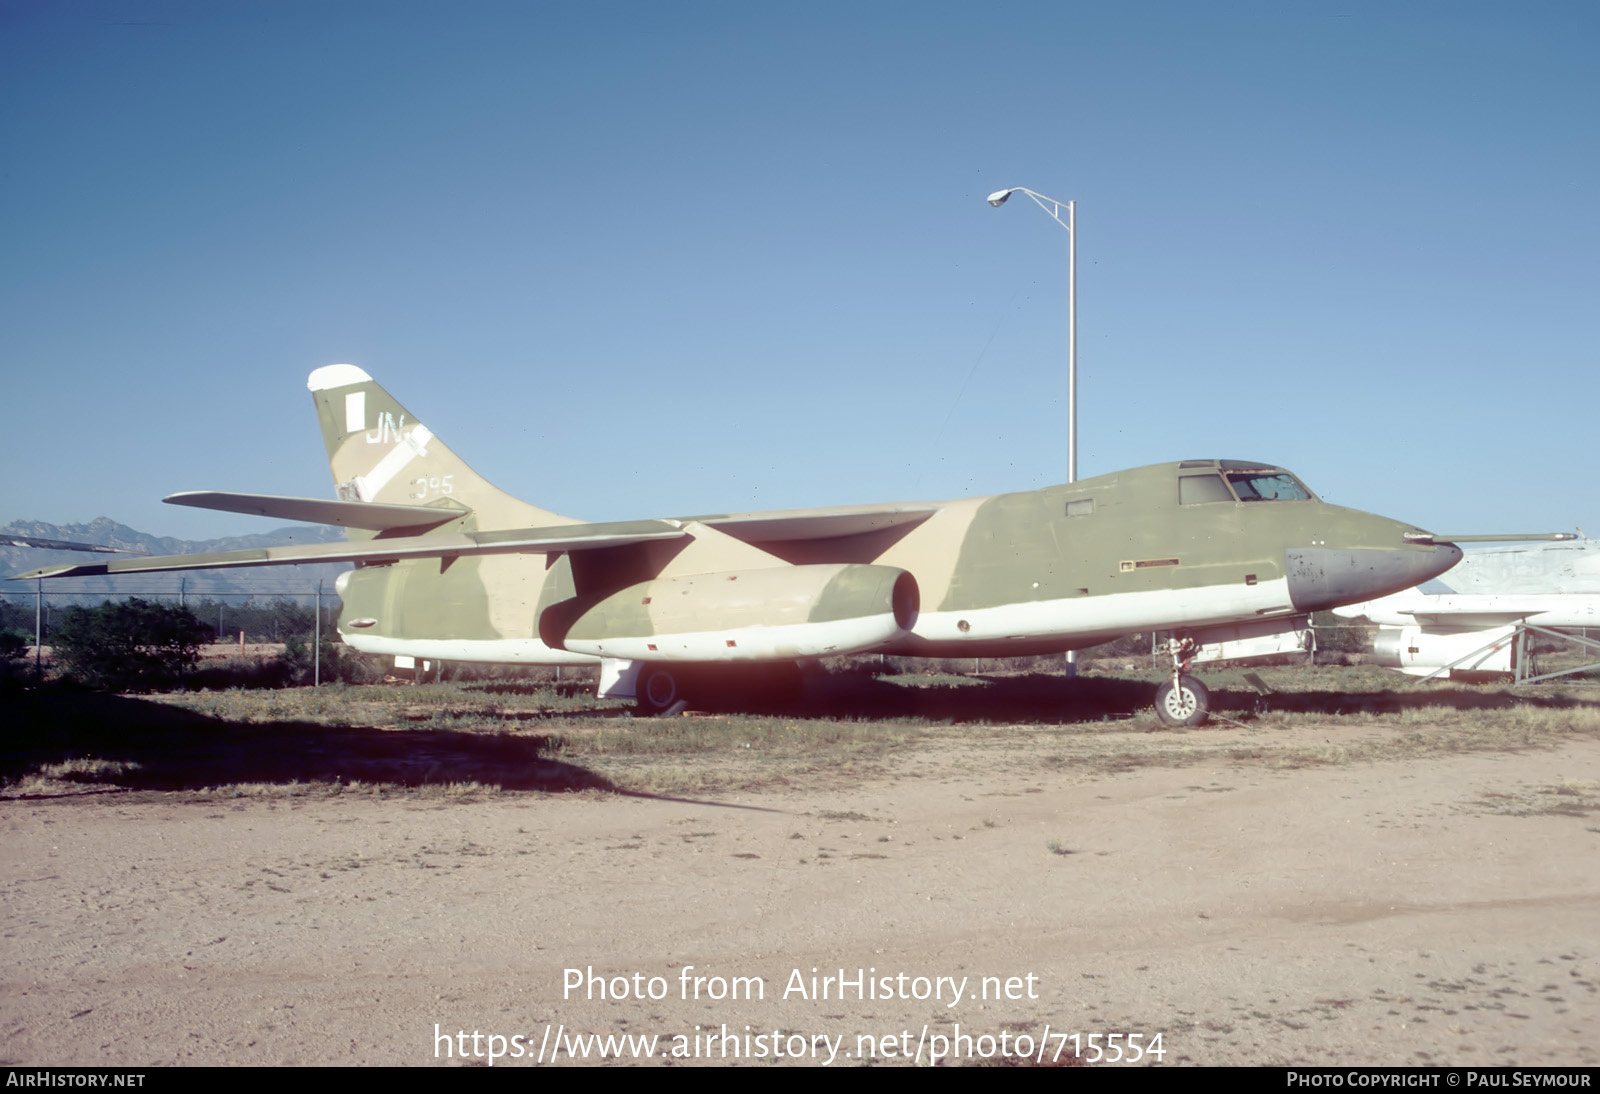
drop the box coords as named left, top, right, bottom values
left=273, top=636, right=385, bottom=687
left=51, top=598, right=211, bottom=692
left=0, top=630, right=27, bottom=662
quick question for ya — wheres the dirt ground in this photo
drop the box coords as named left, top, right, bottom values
left=3, top=718, right=1597, bottom=1067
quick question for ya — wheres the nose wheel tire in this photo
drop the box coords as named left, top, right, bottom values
left=1154, top=675, right=1210, bottom=726
left=636, top=665, right=684, bottom=717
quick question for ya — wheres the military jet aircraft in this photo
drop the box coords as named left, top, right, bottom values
left=1333, top=535, right=1596, bottom=680
left=16, top=364, right=1469, bottom=723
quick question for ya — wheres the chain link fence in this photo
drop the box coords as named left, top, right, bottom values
left=0, top=587, right=354, bottom=687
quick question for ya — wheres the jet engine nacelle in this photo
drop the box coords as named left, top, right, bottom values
left=1372, top=624, right=1516, bottom=676
left=547, top=563, right=919, bottom=662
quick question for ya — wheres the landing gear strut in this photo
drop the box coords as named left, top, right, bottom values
left=1155, top=637, right=1210, bottom=726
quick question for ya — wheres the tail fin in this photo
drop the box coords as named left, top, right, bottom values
left=307, top=364, right=578, bottom=533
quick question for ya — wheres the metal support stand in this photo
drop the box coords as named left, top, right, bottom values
left=1515, top=623, right=1600, bottom=685
left=314, top=580, right=322, bottom=688
left=1416, top=622, right=1600, bottom=685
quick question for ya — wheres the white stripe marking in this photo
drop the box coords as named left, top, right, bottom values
left=913, top=578, right=1294, bottom=644
left=343, top=633, right=600, bottom=665
left=354, top=424, right=433, bottom=501
left=344, top=391, right=365, bottom=434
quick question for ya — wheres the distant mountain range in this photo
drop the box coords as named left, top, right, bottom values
left=1, top=517, right=351, bottom=601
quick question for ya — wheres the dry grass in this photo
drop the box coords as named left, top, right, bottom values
left=3, top=667, right=1598, bottom=801
left=1465, top=778, right=1600, bottom=818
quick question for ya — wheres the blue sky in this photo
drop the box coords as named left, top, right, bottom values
left=3, top=0, right=1595, bottom=541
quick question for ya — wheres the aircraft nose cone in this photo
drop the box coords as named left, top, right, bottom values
left=1284, top=543, right=1462, bottom=614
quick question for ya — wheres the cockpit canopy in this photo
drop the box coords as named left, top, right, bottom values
left=1177, top=460, right=1315, bottom=505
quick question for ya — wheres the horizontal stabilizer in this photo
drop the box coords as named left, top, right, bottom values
left=0, top=534, right=147, bottom=556
left=165, top=491, right=467, bottom=531
left=12, top=520, right=689, bottom=580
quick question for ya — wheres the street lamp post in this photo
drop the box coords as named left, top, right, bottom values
left=985, top=187, right=1077, bottom=484
left=988, top=187, right=1079, bottom=678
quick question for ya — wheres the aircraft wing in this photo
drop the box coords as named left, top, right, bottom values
left=11, top=520, right=688, bottom=580
left=1393, top=594, right=1597, bottom=627
left=11, top=500, right=944, bottom=581
left=163, top=491, right=468, bottom=532
left=1334, top=592, right=1596, bottom=627
left=165, top=493, right=940, bottom=542
left=0, top=534, right=146, bottom=555
left=691, top=504, right=940, bottom=543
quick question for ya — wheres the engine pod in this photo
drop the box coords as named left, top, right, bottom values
left=557, top=563, right=919, bottom=661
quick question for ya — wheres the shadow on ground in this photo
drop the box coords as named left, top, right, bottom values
left=1, top=693, right=618, bottom=795
left=6, top=672, right=1590, bottom=798
left=789, top=670, right=1595, bottom=724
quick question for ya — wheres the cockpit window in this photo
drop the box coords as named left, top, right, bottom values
left=1225, top=471, right=1312, bottom=501
left=1179, top=474, right=1233, bottom=504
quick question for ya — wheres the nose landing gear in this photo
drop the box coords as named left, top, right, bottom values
left=1155, top=637, right=1210, bottom=726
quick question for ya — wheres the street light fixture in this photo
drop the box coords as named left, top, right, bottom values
left=988, top=186, right=1080, bottom=679
left=986, top=187, right=1077, bottom=484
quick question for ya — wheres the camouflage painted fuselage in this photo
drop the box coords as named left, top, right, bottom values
left=18, top=366, right=1462, bottom=673
left=308, top=368, right=1456, bottom=665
